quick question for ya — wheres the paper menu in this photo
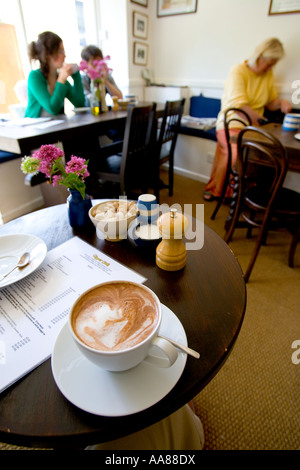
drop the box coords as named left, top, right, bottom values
left=0, top=237, right=146, bottom=393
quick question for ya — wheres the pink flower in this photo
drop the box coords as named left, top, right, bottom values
left=33, top=144, right=64, bottom=177
left=66, top=156, right=90, bottom=179
left=52, top=175, right=62, bottom=186
left=21, top=144, right=89, bottom=199
left=79, top=59, right=88, bottom=72
left=79, top=56, right=112, bottom=82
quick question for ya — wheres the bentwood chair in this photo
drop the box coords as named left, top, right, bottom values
left=153, top=99, right=185, bottom=202
left=95, top=103, right=156, bottom=197
left=224, top=126, right=300, bottom=282
left=211, top=107, right=251, bottom=220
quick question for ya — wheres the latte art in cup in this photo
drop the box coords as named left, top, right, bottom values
left=72, top=282, right=159, bottom=352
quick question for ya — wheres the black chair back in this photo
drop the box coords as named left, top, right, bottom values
left=154, top=98, right=185, bottom=200
left=211, top=107, right=251, bottom=220
left=119, top=103, right=156, bottom=193
left=96, top=103, right=156, bottom=196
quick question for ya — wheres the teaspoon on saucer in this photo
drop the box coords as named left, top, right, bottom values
left=0, top=252, right=30, bottom=282
left=158, top=334, right=200, bottom=359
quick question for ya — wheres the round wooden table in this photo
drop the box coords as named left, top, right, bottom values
left=0, top=203, right=246, bottom=449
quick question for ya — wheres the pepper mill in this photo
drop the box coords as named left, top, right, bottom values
left=156, top=208, right=189, bottom=271
left=112, top=96, right=119, bottom=111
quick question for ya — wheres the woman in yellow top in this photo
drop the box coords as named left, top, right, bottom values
left=204, top=38, right=292, bottom=201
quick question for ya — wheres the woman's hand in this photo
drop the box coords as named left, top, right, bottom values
left=280, top=99, right=293, bottom=114
left=57, top=63, right=73, bottom=84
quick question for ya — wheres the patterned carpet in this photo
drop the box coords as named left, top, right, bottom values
left=1, top=174, right=300, bottom=450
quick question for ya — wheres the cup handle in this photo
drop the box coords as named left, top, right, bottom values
left=145, top=336, right=178, bottom=368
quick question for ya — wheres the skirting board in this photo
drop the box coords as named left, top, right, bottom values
left=1, top=196, right=44, bottom=224
left=161, top=162, right=209, bottom=184
left=174, top=166, right=209, bottom=183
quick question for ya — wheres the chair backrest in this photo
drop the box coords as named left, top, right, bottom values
left=119, top=103, right=156, bottom=192
left=224, top=108, right=252, bottom=168
left=226, top=126, right=290, bottom=282
left=157, top=99, right=185, bottom=154
left=236, top=126, right=288, bottom=216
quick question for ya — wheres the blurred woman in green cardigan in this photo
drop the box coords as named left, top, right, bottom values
left=25, top=31, right=85, bottom=118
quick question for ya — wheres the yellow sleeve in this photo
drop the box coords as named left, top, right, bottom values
left=224, top=64, right=249, bottom=109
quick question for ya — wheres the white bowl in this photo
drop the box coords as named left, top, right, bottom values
left=89, top=200, right=137, bottom=241
left=134, top=223, right=162, bottom=249
left=118, top=99, right=130, bottom=110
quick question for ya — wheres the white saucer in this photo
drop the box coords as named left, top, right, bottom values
left=73, top=107, right=90, bottom=113
left=51, top=304, right=187, bottom=416
left=0, top=234, right=47, bottom=288
left=294, top=133, right=300, bottom=141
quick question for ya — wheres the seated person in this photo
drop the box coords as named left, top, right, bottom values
left=25, top=31, right=85, bottom=118
left=81, top=45, right=124, bottom=149
left=80, top=44, right=123, bottom=106
left=204, top=37, right=292, bottom=201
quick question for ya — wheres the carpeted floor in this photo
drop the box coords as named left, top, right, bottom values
left=1, top=172, right=299, bottom=450
left=161, top=173, right=300, bottom=450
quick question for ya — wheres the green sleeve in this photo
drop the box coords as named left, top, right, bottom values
left=27, top=70, right=85, bottom=116
left=27, top=70, right=67, bottom=115
left=65, top=71, right=85, bottom=108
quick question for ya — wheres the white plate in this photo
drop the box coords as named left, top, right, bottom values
left=294, top=133, right=300, bottom=141
left=0, top=234, right=47, bottom=288
left=73, top=107, right=90, bottom=113
left=51, top=304, right=187, bottom=417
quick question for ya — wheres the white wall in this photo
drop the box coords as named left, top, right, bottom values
left=143, top=0, right=300, bottom=187
left=0, top=158, right=43, bottom=224
left=148, top=0, right=300, bottom=102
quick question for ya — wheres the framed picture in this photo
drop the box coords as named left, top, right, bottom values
left=157, top=0, right=198, bottom=17
left=131, top=0, right=148, bottom=6
left=269, top=0, right=300, bottom=14
left=133, top=42, right=148, bottom=66
left=133, top=11, right=148, bottom=39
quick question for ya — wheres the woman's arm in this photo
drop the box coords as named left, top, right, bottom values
left=27, top=70, right=67, bottom=115
left=65, top=71, right=85, bottom=108
left=239, top=105, right=265, bottom=126
left=266, top=98, right=292, bottom=114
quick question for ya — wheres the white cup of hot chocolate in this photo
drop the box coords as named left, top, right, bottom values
left=69, top=280, right=178, bottom=372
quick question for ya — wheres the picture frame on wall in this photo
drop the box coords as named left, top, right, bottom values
left=133, top=42, right=148, bottom=66
left=133, top=11, right=148, bottom=39
left=269, top=0, right=300, bottom=15
left=131, top=0, right=148, bottom=6
left=157, top=0, right=198, bottom=17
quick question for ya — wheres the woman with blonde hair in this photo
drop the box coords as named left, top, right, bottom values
left=204, top=38, right=292, bottom=201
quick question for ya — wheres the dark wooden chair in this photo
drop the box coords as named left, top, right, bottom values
left=95, top=103, right=156, bottom=197
left=211, top=107, right=251, bottom=220
left=153, top=99, right=185, bottom=201
left=224, top=126, right=300, bottom=282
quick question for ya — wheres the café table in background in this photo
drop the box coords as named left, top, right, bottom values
left=0, top=109, right=129, bottom=159
left=0, top=103, right=165, bottom=159
left=240, top=122, right=300, bottom=172
left=0, top=202, right=246, bottom=449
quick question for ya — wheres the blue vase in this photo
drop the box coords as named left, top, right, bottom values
left=67, top=189, right=93, bottom=230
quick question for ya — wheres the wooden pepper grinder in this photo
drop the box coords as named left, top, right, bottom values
left=156, top=208, right=189, bottom=271
left=112, top=96, right=119, bottom=111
